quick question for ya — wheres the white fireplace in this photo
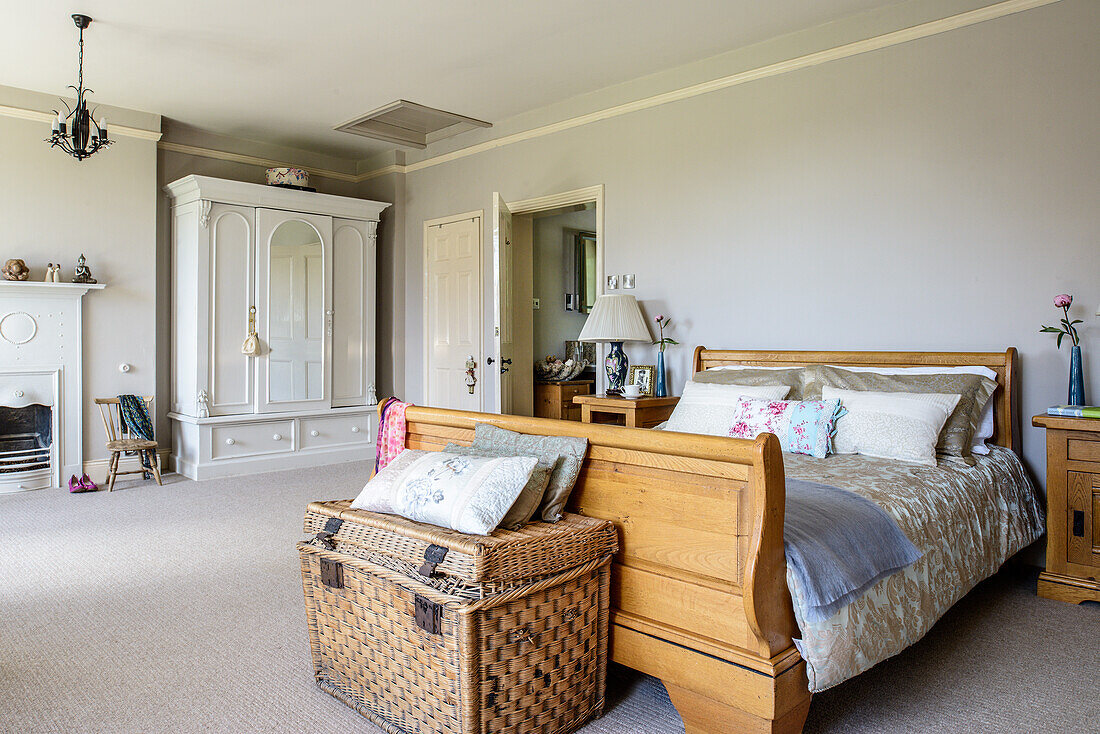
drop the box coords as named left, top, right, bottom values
left=0, top=281, right=103, bottom=492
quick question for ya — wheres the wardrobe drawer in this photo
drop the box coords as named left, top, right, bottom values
left=211, top=420, right=294, bottom=460
left=300, top=415, right=372, bottom=450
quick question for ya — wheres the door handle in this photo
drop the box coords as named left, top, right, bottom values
left=500, top=358, right=512, bottom=374
left=486, top=356, right=495, bottom=365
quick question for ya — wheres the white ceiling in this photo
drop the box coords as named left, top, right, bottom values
left=2, top=0, right=898, bottom=159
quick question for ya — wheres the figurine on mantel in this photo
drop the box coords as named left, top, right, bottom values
left=72, top=253, right=97, bottom=284
left=44, top=263, right=61, bottom=282
left=2, top=258, right=30, bottom=281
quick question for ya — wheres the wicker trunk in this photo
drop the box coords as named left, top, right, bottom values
left=299, top=500, right=617, bottom=734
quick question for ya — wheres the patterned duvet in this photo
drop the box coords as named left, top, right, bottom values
left=781, top=446, right=1044, bottom=692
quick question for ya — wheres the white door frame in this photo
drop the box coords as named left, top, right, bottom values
left=422, top=210, right=484, bottom=411
left=494, top=184, right=606, bottom=409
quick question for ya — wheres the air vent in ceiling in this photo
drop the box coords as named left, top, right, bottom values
left=334, top=100, right=491, bottom=149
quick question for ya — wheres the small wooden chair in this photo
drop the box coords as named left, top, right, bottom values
left=95, top=396, right=162, bottom=490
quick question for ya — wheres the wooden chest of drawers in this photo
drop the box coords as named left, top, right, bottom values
left=534, top=380, right=593, bottom=421
left=1033, top=415, right=1100, bottom=603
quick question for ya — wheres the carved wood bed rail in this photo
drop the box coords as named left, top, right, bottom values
left=400, top=347, right=1019, bottom=734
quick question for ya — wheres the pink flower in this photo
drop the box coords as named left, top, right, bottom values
left=654, top=315, right=664, bottom=322
left=1054, top=294, right=1073, bottom=308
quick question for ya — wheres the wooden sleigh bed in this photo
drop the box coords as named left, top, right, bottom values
left=400, top=347, right=1020, bottom=734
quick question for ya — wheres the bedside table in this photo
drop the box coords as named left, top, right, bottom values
left=572, top=394, right=679, bottom=428
left=1033, top=414, right=1100, bottom=604
left=533, top=379, right=593, bottom=421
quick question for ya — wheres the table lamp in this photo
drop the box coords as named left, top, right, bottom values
left=578, top=294, right=652, bottom=394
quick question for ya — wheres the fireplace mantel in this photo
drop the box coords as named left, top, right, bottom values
left=0, top=282, right=103, bottom=491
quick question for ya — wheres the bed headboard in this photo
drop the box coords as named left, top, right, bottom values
left=692, top=347, right=1020, bottom=456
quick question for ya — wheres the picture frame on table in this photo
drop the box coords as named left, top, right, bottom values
left=628, top=365, right=656, bottom=397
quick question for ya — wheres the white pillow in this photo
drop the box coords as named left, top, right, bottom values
left=351, top=450, right=537, bottom=535
left=665, top=381, right=790, bottom=436
left=823, top=365, right=998, bottom=455
left=824, top=387, right=961, bottom=466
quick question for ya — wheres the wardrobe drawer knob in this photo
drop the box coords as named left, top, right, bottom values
left=13, top=390, right=24, bottom=399
left=310, top=430, right=320, bottom=437
left=224, top=438, right=235, bottom=446
left=351, top=426, right=360, bottom=433
left=272, top=433, right=283, bottom=441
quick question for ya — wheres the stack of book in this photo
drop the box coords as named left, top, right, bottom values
left=1047, top=405, right=1100, bottom=418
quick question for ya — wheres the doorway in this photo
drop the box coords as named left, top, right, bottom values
left=492, top=186, right=604, bottom=416
left=422, top=211, right=483, bottom=411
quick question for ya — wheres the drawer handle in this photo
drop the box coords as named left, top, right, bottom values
left=310, top=430, right=320, bottom=437
left=351, top=426, right=360, bottom=433
left=224, top=438, right=235, bottom=446
left=272, top=433, right=283, bottom=441
left=13, top=390, right=24, bottom=399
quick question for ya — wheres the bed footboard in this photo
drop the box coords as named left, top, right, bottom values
left=402, top=406, right=809, bottom=734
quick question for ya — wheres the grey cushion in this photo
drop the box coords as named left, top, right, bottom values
left=691, top=367, right=805, bottom=401
left=443, top=443, right=556, bottom=529
left=471, top=424, right=588, bottom=522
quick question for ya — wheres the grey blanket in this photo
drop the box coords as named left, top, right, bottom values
left=784, top=478, right=921, bottom=624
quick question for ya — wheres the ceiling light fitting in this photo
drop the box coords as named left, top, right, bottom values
left=45, top=14, right=112, bottom=161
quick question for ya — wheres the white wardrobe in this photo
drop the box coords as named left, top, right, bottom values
left=165, top=175, right=390, bottom=480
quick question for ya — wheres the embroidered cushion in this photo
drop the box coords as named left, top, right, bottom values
left=443, top=443, right=557, bottom=529
left=727, top=398, right=846, bottom=459
left=470, top=424, right=588, bottom=522
left=806, top=366, right=996, bottom=461
left=823, top=387, right=961, bottom=466
left=664, top=381, right=791, bottom=437
left=351, top=449, right=537, bottom=535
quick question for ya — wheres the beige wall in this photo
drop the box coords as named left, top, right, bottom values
left=400, top=0, right=1100, bottom=496
left=0, top=86, right=160, bottom=464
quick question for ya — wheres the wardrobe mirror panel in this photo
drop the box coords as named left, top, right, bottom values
left=267, top=219, right=325, bottom=403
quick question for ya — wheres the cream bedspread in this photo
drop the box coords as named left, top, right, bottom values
left=782, top=446, right=1044, bottom=692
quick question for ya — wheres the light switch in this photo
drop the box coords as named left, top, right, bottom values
left=607, top=275, right=619, bottom=290
left=622, top=274, right=635, bottom=289
left=532, top=298, right=540, bottom=310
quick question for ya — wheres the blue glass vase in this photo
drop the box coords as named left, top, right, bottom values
left=655, top=351, right=668, bottom=397
left=1068, top=345, right=1085, bottom=406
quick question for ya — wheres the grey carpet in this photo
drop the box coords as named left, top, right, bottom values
left=1, top=464, right=1096, bottom=733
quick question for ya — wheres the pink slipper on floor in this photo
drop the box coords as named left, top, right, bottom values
left=68, top=474, right=88, bottom=493
left=80, top=473, right=98, bottom=491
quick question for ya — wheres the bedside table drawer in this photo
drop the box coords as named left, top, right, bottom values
left=1067, top=471, right=1099, bottom=565
left=1068, top=438, right=1100, bottom=464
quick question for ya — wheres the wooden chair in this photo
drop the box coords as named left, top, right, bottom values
left=95, top=397, right=162, bottom=490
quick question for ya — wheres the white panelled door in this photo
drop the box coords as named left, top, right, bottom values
left=492, top=193, right=514, bottom=414
left=425, top=215, right=482, bottom=411
left=331, top=218, right=376, bottom=407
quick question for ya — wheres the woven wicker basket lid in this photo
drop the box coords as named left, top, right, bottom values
left=304, top=499, right=617, bottom=584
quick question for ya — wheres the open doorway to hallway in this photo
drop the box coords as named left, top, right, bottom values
left=492, top=186, right=603, bottom=418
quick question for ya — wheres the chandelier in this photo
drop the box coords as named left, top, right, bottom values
left=46, top=14, right=111, bottom=161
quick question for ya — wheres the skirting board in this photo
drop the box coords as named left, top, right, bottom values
left=170, top=444, right=377, bottom=481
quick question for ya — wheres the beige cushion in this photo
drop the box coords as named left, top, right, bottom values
left=351, top=449, right=537, bottom=535
left=807, top=366, right=997, bottom=461
left=692, top=366, right=805, bottom=400
left=825, top=387, right=961, bottom=466
left=470, top=424, right=588, bottom=523
left=665, top=381, right=791, bottom=436
left=443, top=443, right=556, bottom=529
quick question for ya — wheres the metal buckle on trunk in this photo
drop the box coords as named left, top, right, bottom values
left=414, top=595, right=443, bottom=635
left=314, top=517, right=343, bottom=549
left=418, top=544, right=448, bottom=577
left=319, top=558, right=344, bottom=589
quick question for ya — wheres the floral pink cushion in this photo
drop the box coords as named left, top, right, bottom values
left=728, top=397, right=846, bottom=459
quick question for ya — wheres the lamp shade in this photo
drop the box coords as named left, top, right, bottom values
left=578, top=294, right=651, bottom=343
